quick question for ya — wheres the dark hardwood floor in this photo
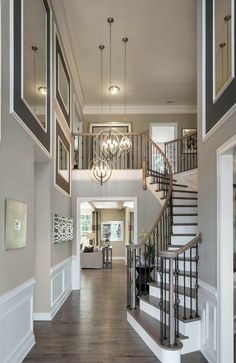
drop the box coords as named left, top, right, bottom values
left=24, top=261, right=208, bottom=363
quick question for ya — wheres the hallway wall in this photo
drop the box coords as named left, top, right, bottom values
left=83, top=113, right=197, bottom=138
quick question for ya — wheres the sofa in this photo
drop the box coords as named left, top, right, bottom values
left=80, top=247, right=103, bottom=269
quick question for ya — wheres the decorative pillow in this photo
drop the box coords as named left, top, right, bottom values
left=83, top=246, right=94, bottom=253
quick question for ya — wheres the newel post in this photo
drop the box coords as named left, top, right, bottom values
left=131, top=248, right=136, bottom=309
left=142, top=131, right=148, bottom=190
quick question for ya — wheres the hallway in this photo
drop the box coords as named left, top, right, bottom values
left=24, top=262, right=207, bottom=362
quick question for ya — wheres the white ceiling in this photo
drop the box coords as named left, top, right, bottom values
left=52, top=0, right=197, bottom=108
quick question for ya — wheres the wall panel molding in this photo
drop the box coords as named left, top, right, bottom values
left=0, top=278, right=35, bottom=363
left=199, top=279, right=217, bottom=363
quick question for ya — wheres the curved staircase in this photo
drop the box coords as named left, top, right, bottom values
left=127, top=132, right=201, bottom=363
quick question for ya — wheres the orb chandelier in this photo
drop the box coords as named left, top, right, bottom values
left=89, top=157, right=112, bottom=185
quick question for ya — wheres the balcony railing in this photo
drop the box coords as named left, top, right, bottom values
left=164, top=131, right=197, bottom=174
left=73, top=132, right=147, bottom=170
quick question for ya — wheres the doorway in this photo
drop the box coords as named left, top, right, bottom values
left=217, top=136, right=235, bottom=363
left=150, top=123, right=177, bottom=152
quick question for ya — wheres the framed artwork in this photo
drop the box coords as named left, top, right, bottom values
left=55, top=118, right=71, bottom=196
left=204, top=0, right=236, bottom=134
left=89, top=122, right=132, bottom=134
left=5, top=199, right=27, bottom=250
left=10, top=0, right=51, bottom=155
left=101, top=221, right=124, bottom=242
left=55, top=33, right=71, bottom=128
left=182, top=128, right=197, bottom=154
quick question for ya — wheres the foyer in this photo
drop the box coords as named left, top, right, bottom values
left=24, top=262, right=207, bottom=363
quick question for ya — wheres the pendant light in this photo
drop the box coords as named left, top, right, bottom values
left=99, top=17, right=120, bottom=160
left=90, top=44, right=112, bottom=185
left=119, top=37, right=132, bottom=154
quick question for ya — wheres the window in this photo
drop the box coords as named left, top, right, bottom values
left=80, top=213, right=92, bottom=243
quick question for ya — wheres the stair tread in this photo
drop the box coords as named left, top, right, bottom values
left=148, top=281, right=196, bottom=298
left=173, top=213, right=198, bottom=216
left=173, top=205, right=198, bottom=208
left=172, top=197, right=198, bottom=200
left=172, top=190, right=198, bottom=194
left=140, top=295, right=200, bottom=323
left=128, top=308, right=185, bottom=350
left=173, top=223, right=198, bottom=226
left=171, top=233, right=197, bottom=236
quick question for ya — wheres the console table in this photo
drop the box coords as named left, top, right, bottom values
left=102, top=246, right=112, bottom=269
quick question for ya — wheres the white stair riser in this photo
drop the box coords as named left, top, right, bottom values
left=149, top=286, right=196, bottom=311
left=173, top=216, right=197, bottom=224
left=172, top=225, right=198, bottom=234
left=140, top=299, right=198, bottom=340
left=172, top=192, right=198, bottom=198
left=160, top=259, right=197, bottom=272
left=127, top=312, right=181, bottom=363
left=156, top=274, right=197, bottom=289
left=173, top=207, right=198, bottom=214
left=167, top=247, right=197, bottom=259
left=171, top=235, right=196, bottom=245
left=172, top=199, right=198, bottom=206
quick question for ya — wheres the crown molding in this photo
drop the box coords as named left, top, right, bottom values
left=83, top=104, right=197, bottom=115
left=50, top=0, right=85, bottom=117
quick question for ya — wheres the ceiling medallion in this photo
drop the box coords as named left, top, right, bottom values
left=109, top=85, right=120, bottom=95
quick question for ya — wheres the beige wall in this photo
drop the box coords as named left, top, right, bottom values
left=99, top=209, right=126, bottom=258
left=83, top=113, right=197, bottom=138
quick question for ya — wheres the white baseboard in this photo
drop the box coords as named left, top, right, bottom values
left=199, top=279, right=217, bottom=363
left=0, top=278, right=36, bottom=363
left=33, top=313, right=52, bottom=321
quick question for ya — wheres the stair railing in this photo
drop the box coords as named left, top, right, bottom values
left=127, top=136, right=173, bottom=310
left=73, top=132, right=146, bottom=170
left=159, top=233, right=202, bottom=346
left=164, top=131, right=197, bottom=174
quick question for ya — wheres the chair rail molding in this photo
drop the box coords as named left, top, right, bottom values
left=0, top=278, right=36, bottom=363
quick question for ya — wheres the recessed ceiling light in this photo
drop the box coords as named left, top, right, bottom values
left=38, top=86, right=47, bottom=95
left=109, top=85, right=120, bottom=96
left=166, top=100, right=175, bottom=104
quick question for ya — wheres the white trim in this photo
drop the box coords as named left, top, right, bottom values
left=50, top=256, right=72, bottom=319
left=50, top=0, right=85, bottom=113
left=9, top=0, right=52, bottom=158
left=0, top=279, right=36, bottom=363
left=216, top=136, right=235, bottom=363
left=83, top=104, right=197, bottom=115
left=112, top=256, right=126, bottom=261
left=33, top=313, right=52, bottom=321
left=71, top=255, right=80, bottom=290
left=72, top=169, right=142, bottom=182
left=0, top=278, right=35, bottom=306
left=54, top=111, right=72, bottom=197
left=199, top=279, right=217, bottom=298
left=0, top=0, right=2, bottom=143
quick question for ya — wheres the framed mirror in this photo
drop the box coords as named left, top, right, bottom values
left=214, top=0, right=234, bottom=100
left=205, top=0, right=236, bottom=134
left=55, top=118, right=71, bottom=195
left=11, top=0, right=51, bottom=154
left=56, top=35, right=71, bottom=128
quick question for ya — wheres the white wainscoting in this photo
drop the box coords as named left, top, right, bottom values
left=0, top=278, right=36, bottom=363
left=199, top=279, right=217, bottom=363
left=50, top=257, right=72, bottom=319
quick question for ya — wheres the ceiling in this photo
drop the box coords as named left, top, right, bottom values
left=80, top=201, right=134, bottom=210
left=52, top=0, right=197, bottom=108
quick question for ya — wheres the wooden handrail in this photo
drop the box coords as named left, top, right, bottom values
left=129, top=136, right=173, bottom=250
left=164, top=131, right=197, bottom=146
left=72, top=132, right=146, bottom=137
left=159, top=233, right=202, bottom=259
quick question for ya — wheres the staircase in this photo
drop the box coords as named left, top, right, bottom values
left=127, top=132, right=201, bottom=363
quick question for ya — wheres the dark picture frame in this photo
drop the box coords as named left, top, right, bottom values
left=56, top=35, right=71, bottom=129
left=55, top=119, right=71, bottom=195
left=11, top=0, right=51, bottom=154
left=205, top=0, right=236, bottom=133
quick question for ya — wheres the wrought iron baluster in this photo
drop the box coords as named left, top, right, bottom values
left=190, top=246, right=193, bottom=319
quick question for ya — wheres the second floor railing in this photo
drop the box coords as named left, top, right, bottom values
left=164, top=131, right=198, bottom=174
left=73, top=132, right=146, bottom=170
